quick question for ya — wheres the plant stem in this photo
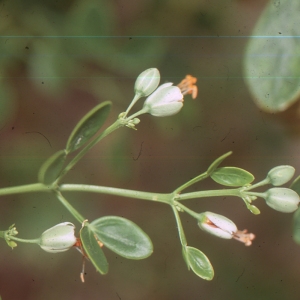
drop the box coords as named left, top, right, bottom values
left=5, top=235, right=40, bottom=244
left=174, top=172, right=208, bottom=194
left=0, top=183, right=49, bottom=196
left=176, top=188, right=241, bottom=200
left=55, top=191, right=85, bottom=223
left=174, top=201, right=200, bottom=219
left=172, top=205, right=187, bottom=246
left=56, top=119, right=123, bottom=183
left=60, top=184, right=172, bottom=204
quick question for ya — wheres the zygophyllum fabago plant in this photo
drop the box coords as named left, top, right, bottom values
left=0, top=68, right=299, bottom=283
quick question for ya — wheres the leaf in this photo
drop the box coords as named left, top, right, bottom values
left=66, top=101, right=111, bottom=153
left=290, top=175, right=300, bottom=195
left=185, top=246, right=214, bottom=280
left=211, top=167, right=254, bottom=187
left=91, top=216, right=153, bottom=259
left=38, top=150, right=67, bottom=185
left=80, top=225, right=108, bottom=275
left=244, top=0, right=300, bottom=112
left=206, top=151, right=232, bottom=175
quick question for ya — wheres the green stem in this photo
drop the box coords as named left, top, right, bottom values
left=56, top=119, right=123, bottom=183
left=124, top=93, right=142, bottom=117
left=243, top=178, right=270, bottom=191
left=60, top=184, right=172, bottom=204
left=55, top=191, right=85, bottom=223
left=125, top=106, right=149, bottom=120
left=174, top=172, right=208, bottom=194
left=0, top=183, right=50, bottom=196
left=174, top=201, right=199, bottom=219
left=5, top=235, right=40, bottom=244
left=171, top=205, right=187, bottom=246
left=177, top=188, right=241, bottom=201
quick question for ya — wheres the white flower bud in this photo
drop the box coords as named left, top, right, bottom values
left=143, top=83, right=184, bottom=117
left=266, top=165, right=295, bottom=186
left=39, top=222, right=76, bottom=253
left=134, top=68, right=160, bottom=97
left=264, top=188, right=299, bottom=213
left=198, top=212, right=237, bottom=239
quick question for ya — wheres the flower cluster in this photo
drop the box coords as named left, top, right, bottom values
left=132, top=68, right=197, bottom=117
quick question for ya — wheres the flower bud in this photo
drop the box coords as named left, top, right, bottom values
left=266, top=165, right=295, bottom=186
left=143, top=83, right=184, bottom=117
left=264, top=188, right=300, bottom=213
left=39, top=222, right=76, bottom=253
left=134, top=68, right=160, bottom=97
left=198, top=212, right=237, bottom=239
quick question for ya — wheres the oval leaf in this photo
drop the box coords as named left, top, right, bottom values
left=66, top=101, right=111, bottom=153
left=244, top=0, right=300, bottom=112
left=206, top=151, right=232, bottom=175
left=185, top=246, right=214, bottom=280
left=80, top=225, right=108, bottom=274
left=91, top=216, right=153, bottom=260
left=211, top=167, right=254, bottom=187
left=38, top=150, right=67, bottom=185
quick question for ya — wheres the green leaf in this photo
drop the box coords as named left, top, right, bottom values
left=185, top=246, right=214, bottom=280
left=66, top=101, right=111, bottom=153
left=211, top=167, right=254, bottom=187
left=206, top=151, right=232, bottom=175
left=290, top=175, right=300, bottom=195
left=80, top=225, right=108, bottom=275
left=244, top=0, right=300, bottom=112
left=38, top=150, right=67, bottom=185
left=293, top=207, right=300, bottom=244
left=91, top=216, right=153, bottom=259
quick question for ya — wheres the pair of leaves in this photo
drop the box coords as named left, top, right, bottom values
left=183, top=246, right=214, bottom=280
left=38, top=101, right=111, bottom=184
left=244, top=0, right=300, bottom=112
left=80, top=216, right=153, bottom=275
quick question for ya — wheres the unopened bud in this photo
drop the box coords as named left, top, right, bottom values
left=264, top=188, right=299, bottom=213
left=266, top=166, right=295, bottom=186
left=39, top=222, right=76, bottom=253
left=134, top=68, right=160, bottom=97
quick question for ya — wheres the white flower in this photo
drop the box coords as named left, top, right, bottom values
left=198, top=212, right=237, bottom=239
left=143, top=83, right=184, bottom=117
left=198, top=212, right=255, bottom=246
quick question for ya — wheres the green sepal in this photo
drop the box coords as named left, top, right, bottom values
left=80, top=225, right=109, bottom=275
left=66, top=101, right=112, bottom=153
left=38, top=150, right=67, bottom=185
left=211, top=167, right=254, bottom=187
left=206, top=151, right=232, bottom=175
left=185, top=246, right=214, bottom=280
left=91, top=216, right=153, bottom=260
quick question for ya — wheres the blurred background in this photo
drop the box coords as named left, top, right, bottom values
left=1, top=0, right=300, bottom=299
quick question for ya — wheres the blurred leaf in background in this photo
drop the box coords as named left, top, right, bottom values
left=244, top=0, right=300, bottom=112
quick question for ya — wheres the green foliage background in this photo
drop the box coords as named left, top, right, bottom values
left=1, top=0, right=300, bottom=299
